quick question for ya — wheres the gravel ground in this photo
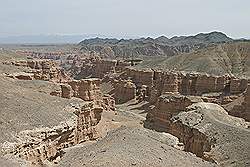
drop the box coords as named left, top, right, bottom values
left=58, top=126, right=216, bottom=167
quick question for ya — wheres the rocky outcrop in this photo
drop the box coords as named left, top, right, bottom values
left=245, top=84, right=250, bottom=115
left=146, top=94, right=203, bottom=131
left=137, top=85, right=150, bottom=102
left=94, top=59, right=116, bottom=78
left=68, top=78, right=102, bottom=101
left=65, top=57, right=248, bottom=106
left=16, top=50, right=63, bottom=60
left=5, top=60, right=70, bottom=82
left=227, top=84, right=250, bottom=121
left=146, top=102, right=250, bottom=166
left=74, top=103, right=103, bottom=144
left=61, top=84, right=73, bottom=99
left=102, top=94, right=116, bottom=112
left=6, top=72, right=34, bottom=80
left=149, top=71, right=181, bottom=103
left=60, top=78, right=115, bottom=112
left=230, top=77, right=248, bottom=94
left=120, top=68, right=248, bottom=104
left=113, top=80, right=136, bottom=103
left=50, top=90, right=61, bottom=97
left=195, top=75, right=218, bottom=94
left=123, top=68, right=154, bottom=87
left=162, top=72, right=180, bottom=93
left=66, top=56, right=130, bottom=79
left=2, top=102, right=103, bottom=166
left=93, top=59, right=130, bottom=77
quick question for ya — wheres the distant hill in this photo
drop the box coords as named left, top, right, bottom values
left=78, top=32, right=235, bottom=57
left=135, top=41, right=250, bottom=78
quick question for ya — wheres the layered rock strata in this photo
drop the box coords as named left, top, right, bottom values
left=6, top=72, right=34, bottom=80
left=67, top=78, right=102, bottom=101
left=146, top=94, right=203, bottom=131
left=60, top=78, right=115, bottom=112
left=113, top=80, right=136, bottom=103
left=227, top=84, right=250, bottom=121
left=5, top=60, right=70, bottom=82
left=2, top=102, right=103, bottom=166
left=230, top=77, right=248, bottom=94
left=61, top=84, right=74, bottom=99
left=121, top=68, right=248, bottom=104
left=122, top=68, right=154, bottom=87
left=146, top=102, right=250, bottom=166
left=67, top=56, right=130, bottom=79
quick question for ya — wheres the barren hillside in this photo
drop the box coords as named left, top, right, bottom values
left=136, top=41, right=250, bottom=77
left=78, top=32, right=233, bottom=58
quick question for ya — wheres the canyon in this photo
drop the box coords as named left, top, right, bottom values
left=0, top=33, right=249, bottom=167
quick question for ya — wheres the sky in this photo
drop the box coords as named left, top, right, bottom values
left=0, top=0, right=249, bottom=39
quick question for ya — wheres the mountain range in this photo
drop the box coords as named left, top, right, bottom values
left=79, top=31, right=246, bottom=57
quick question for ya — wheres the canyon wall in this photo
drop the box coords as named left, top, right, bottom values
left=121, top=68, right=248, bottom=103
left=146, top=100, right=250, bottom=165
left=67, top=56, right=130, bottom=79
left=228, top=84, right=250, bottom=121
left=68, top=78, right=102, bottom=101
left=230, top=77, right=248, bottom=94
left=3, top=102, right=103, bottom=166
left=146, top=94, right=203, bottom=131
left=113, top=79, right=136, bottom=103
left=245, top=84, right=250, bottom=115
left=5, top=60, right=70, bottom=82
left=122, top=68, right=154, bottom=87
left=60, top=78, right=115, bottom=112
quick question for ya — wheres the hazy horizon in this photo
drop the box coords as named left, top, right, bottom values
left=0, top=0, right=249, bottom=42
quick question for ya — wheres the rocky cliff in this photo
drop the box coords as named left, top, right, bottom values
left=146, top=94, right=203, bottom=131
left=4, top=59, right=70, bottom=82
left=113, top=79, right=136, bottom=103
left=2, top=102, right=103, bottom=166
left=121, top=68, right=248, bottom=104
left=60, top=78, right=115, bottom=112
left=66, top=56, right=130, bottom=79
left=227, top=84, right=250, bottom=121
left=146, top=102, right=250, bottom=166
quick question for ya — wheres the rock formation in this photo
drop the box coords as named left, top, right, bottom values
left=66, top=56, right=130, bottom=79
left=61, top=84, right=73, bottom=99
left=113, top=79, right=136, bottom=103
left=119, top=68, right=248, bottom=105
left=245, top=84, right=250, bottom=115
left=67, top=78, right=102, bottom=101
left=227, top=84, right=250, bottom=121
left=146, top=94, right=203, bottom=131
left=146, top=102, right=250, bottom=166
left=123, top=68, right=154, bottom=87
left=230, top=77, right=248, bottom=94
left=3, top=102, right=103, bottom=166
left=6, top=72, right=34, bottom=80
left=5, top=60, right=70, bottom=82
left=60, top=78, right=115, bottom=112
left=73, top=103, right=103, bottom=144
left=1, top=41, right=249, bottom=167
